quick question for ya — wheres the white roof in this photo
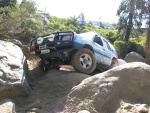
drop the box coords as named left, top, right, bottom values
left=77, top=31, right=98, bottom=40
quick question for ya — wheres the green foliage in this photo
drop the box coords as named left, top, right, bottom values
left=135, top=44, right=145, bottom=57
left=20, top=0, right=37, bottom=16
left=109, top=36, right=118, bottom=44
left=128, top=42, right=145, bottom=57
left=23, top=18, right=41, bottom=37
left=0, top=0, right=37, bottom=44
left=105, top=31, right=118, bottom=43
left=0, top=0, right=17, bottom=7
left=114, top=40, right=128, bottom=58
left=131, top=35, right=146, bottom=46
left=116, top=0, right=147, bottom=42
left=0, top=6, right=24, bottom=35
left=114, top=40, right=145, bottom=58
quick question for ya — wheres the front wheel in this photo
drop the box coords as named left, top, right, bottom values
left=71, top=48, right=96, bottom=74
left=40, top=60, right=49, bottom=72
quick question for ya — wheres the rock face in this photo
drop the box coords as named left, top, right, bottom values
left=124, top=51, right=145, bottom=62
left=0, top=40, right=30, bottom=97
left=0, top=99, right=15, bottom=113
left=63, top=62, right=150, bottom=113
left=13, top=69, right=90, bottom=113
left=116, top=101, right=149, bottom=113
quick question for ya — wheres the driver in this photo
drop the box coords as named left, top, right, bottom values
left=110, top=57, right=127, bottom=68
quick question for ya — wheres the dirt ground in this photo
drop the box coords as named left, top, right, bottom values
left=12, top=54, right=91, bottom=113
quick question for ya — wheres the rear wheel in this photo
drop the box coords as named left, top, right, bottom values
left=71, top=48, right=96, bottom=74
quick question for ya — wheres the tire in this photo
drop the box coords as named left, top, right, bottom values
left=40, top=60, right=49, bottom=72
left=71, top=48, right=96, bottom=74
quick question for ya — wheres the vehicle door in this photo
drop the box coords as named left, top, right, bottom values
left=101, top=39, right=114, bottom=66
left=92, top=36, right=106, bottom=64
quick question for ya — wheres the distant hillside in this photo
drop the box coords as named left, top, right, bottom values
left=36, top=10, right=116, bottom=30
left=86, top=20, right=115, bottom=29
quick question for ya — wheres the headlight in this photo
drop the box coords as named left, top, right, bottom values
left=37, top=37, right=43, bottom=44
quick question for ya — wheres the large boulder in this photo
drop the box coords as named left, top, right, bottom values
left=124, top=51, right=145, bottom=62
left=63, top=62, right=150, bottom=113
left=0, top=40, right=30, bottom=97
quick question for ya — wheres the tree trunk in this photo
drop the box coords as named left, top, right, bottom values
left=145, top=17, right=150, bottom=64
left=124, top=12, right=133, bottom=42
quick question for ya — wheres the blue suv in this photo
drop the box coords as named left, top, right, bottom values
left=30, top=31, right=117, bottom=74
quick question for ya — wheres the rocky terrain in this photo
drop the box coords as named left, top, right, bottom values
left=0, top=40, right=150, bottom=113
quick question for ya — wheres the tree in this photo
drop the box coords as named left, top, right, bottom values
left=145, top=0, right=150, bottom=64
left=117, top=0, right=150, bottom=64
left=0, top=0, right=17, bottom=7
left=117, top=0, right=144, bottom=42
left=68, top=15, right=78, bottom=27
left=78, top=13, right=85, bottom=26
left=124, top=0, right=133, bottom=42
left=20, top=0, right=37, bottom=16
left=0, top=0, right=37, bottom=41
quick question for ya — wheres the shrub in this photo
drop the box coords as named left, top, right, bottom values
left=127, top=42, right=145, bottom=57
left=109, top=36, right=118, bottom=44
left=114, top=40, right=145, bottom=58
left=114, top=40, right=128, bottom=58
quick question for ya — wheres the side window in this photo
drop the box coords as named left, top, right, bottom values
left=93, top=36, right=103, bottom=46
left=103, top=39, right=111, bottom=51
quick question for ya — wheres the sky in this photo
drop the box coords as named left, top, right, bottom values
left=18, top=0, right=122, bottom=23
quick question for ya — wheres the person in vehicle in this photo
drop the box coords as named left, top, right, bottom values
left=110, top=57, right=127, bottom=68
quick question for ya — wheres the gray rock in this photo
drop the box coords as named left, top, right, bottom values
left=0, top=99, right=15, bottom=113
left=124, top=51, right=145, bottom=63
left=0, top=40, right=30, bottom=97
left=11, top=39, right=22, bottom=46
left=117, top=102, right=150, bottom=113
left=63, top=62, right=150, bottom=113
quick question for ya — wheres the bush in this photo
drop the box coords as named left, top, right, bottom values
left=114, top=40, right=128, bottom=58
left=109, top=36, right=118, bottom=44
left=114, top=40, right=145, bottom=58
left=127, top=42, right=145, bottom=57
left=134, top=44, right=145, bottom=58
left=131, top=36, right=146, bottom=46
left=127, top=42, right=137, bottom=52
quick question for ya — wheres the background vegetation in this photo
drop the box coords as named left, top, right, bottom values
left=0, top=0, right=149, bottom=64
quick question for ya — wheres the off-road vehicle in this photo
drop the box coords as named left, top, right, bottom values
left=30, top=31, right=117, bottom=74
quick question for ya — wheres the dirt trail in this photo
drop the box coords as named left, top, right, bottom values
left=12, top=54, right=89, bottom=113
